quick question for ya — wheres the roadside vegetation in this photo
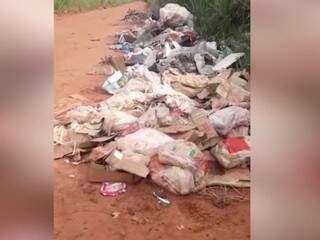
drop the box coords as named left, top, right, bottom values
left=54, top=0, right=132, bottom=11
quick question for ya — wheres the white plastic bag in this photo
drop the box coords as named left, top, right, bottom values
left=160, top=3, right=194, bottom=28
left=100, top=109, right=137, bottom=132
left=149, top=140, right=209, bottom=195
left=209, top=106, right=250, bottom=136
left=67, top=105, right=102, bottom=124
left=116, top=128, right=173, bottom=156
left=103, top=91, right=147, bottom=110
left=152, top=166, right=195, bottom=195
left=158, top=140, right=203, bottom=170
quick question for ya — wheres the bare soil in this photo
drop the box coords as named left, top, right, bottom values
left=54, top=2, right=250, bottom=239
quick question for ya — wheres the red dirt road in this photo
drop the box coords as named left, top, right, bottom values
left=54, top=2, right=250, bottom=240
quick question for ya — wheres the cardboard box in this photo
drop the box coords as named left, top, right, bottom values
left=87, top=161, right=141, bottom=184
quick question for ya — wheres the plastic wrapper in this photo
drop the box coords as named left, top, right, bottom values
left=100, top=182, right=127, bottom=197
left=102, top=71, right=129, bottom=94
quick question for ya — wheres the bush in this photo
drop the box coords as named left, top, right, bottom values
left=152, top=0, right=250, bottom=69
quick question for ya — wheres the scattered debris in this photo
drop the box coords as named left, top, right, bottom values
left=100, top=182, right=127, bottom=197
left=212, top=53, right=245, bottom=71
left=102, top=71, right=128, bottom=94
left=153, top=190, right=171, bottom=207
left=111, top=212, right=121, bottom=218
left=177, top=225, right=185, bottom=231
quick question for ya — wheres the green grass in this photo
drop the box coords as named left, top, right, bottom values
left=150, top=0, right=250, bottom=69
left=54, top=0, right=132, bottom=12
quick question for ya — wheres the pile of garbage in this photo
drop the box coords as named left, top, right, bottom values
left=54, top=3, right=250, bottom=195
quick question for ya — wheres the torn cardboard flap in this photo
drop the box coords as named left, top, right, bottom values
left=190, top=109, right=217, bottom=139
left=158, top=124, right=196, bottom=134
left=54, top=143, right=75, bottom=159
left=176, top=129, right=204, bottom=143
left=171, top=82, right=202, bottom=97
left=204, top=167, right=250, bottom=188
left=90, top=135, right=117, bottom=143
left=106, top=150, right=150, bottom=178
left=198, top=136, right=221, bottom=151
left=87, top=142, right=117, bottom=162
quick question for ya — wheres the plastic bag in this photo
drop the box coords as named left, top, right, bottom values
left=160, top=3, right=194, bottom=28
left=103, top=91, right=147, bottom=110
left=116, top=128, right=173, bottom=156
left=209, top=106, right=250, bottom=136
left=67, top=105, right=102, bottom=124
left=138, top=105, right=158, bottom=128
left=158, top=140, right=203, bottom=170
left=153, top=166, right=195, bottom=195
left=211, top=137, right=250, bottom=169
left=100, top=109, right=137, bottom=132
left=120, top=77, right=151, bottom=93
left=149, top=140, right=209, bottom=195
left=149, top=156, right=195, bottom=195
left=102, top=71, right=128, bottom=94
